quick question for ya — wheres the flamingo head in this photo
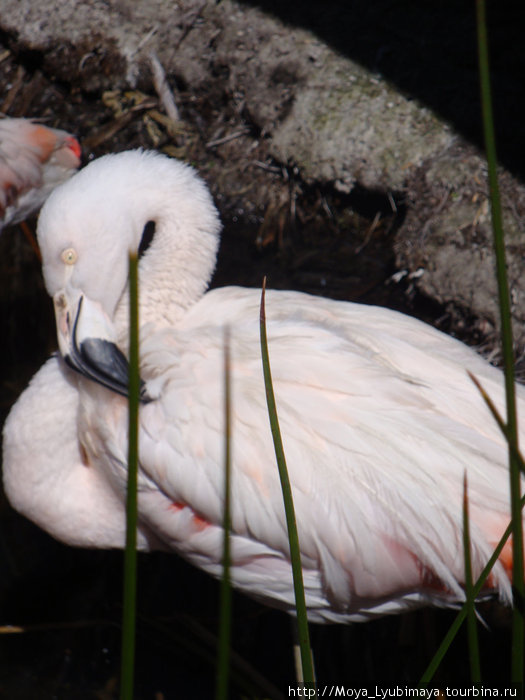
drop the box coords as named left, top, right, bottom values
left=36, top=149, right=221, bottom=401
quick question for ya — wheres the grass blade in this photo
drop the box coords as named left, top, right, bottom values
left=120, top=252, right=140, bottom=700
left=468, top=372, right=525, bottom=475
left=462, top=472, right=481, bottom=682
left=420, top=491, right=525, bottom=683
left=476, top=0, right=523, bottom=681
left=259, top=278, right=315, bottom=685
left=215, top=327, right=233, bottom=700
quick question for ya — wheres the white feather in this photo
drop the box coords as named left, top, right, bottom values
left=3, top=150, right=520, bottom=623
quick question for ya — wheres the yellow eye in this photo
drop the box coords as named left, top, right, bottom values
left=61, top=248, right=77, bottom=265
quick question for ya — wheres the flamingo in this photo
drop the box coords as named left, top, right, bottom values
left=2, top=149, right=522, bottom=623
left=0, top=118, right=81, bottom=231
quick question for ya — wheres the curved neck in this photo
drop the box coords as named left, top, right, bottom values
left=113, top=168, right=221, bottom=342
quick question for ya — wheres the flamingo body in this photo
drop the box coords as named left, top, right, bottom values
left=2, top=150, right=522, bottom=622
left=0, top=118, right=81, bottom=230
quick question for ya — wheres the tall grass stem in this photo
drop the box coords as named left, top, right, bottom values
left=476, top=0, right=523, bottom=681
left=120, top=252, right=140, bottom=700
left=215, top=327, right=233, bottom=700
left=462, top=473, right=481, bottom=682
left=259, top=279, right=315, bottom=684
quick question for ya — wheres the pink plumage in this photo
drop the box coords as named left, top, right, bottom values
left=0, top=118, right=81, bottom=231
left=3, top=150, right=523, bottom=623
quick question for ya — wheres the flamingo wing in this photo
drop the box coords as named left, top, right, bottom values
left=78, top=287, right=516, bottom=620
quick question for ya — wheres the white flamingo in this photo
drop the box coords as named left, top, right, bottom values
left=0, top=118, right=81, bottom=231
left=2, top=150, right=522, bottom=622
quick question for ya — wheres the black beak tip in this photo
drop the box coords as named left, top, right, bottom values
left=63, top=339, right=153, bottom=404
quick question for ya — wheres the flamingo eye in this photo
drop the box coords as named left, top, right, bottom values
left=61, top=247, right=78, bottom=265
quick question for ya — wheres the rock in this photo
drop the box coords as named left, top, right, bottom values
left=396, top=142, right=525, bottom=350
left=0, top=0, right=452, bottom=192
left=2, top=0, right=524, bottom=347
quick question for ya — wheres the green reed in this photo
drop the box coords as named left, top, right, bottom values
left=259, top=278, right=315, bottom=684
left=120, top=252, right=140, bottom=700
left=216, top=328, right=233, bottom=700
left=462, top=473, right=481, bottom=682
left=476, top=0, right=523, bottom=681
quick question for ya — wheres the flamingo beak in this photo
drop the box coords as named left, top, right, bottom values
left=53, top=289, right=151, bottom=403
